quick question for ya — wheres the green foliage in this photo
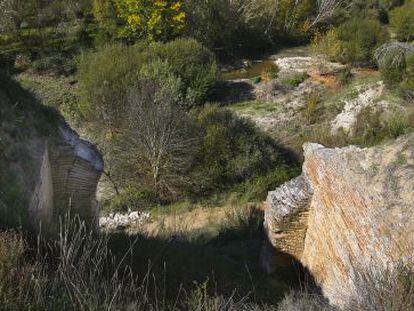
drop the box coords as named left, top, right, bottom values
left=314, top=18, right=389, bottom=66
left=113, top=0, right=186, bottom=42
left=146, top=38, right=218, bottom=105
left=399, top=53, right=414, bottom=100
left=106, top=185, right=156, bottom=213
left=386, top=111, right=410, bottom=138
left=190, top=106, right=287, bottom=196
left=282, top=72, right=309, bottom=87
left=352, top=106, right=412, bottom=146
left=303, top=94, right=321, bottom=123
left=380, top=52, right=414, bottom=100
left=92, top=0, right=118, bottom=40
left=337, top=67, right=354, bottom=86
left=379, top=56, right=405, bottom=86
left=390, top=2, right=414, bottom=42
left=251, top=76, right=262, bottom=84
left=336, top=17, right=389, bottom=65
left=226, top=166, right=300, bottom=205
left=77, top=43, right=145, bottom=134
left=76, top=39, right=217, bottom=135
left=184, top=0, right=315, bottom=55
left=32, top=54, right=76, bottom=76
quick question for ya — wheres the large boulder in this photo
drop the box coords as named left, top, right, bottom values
left=262, top=135, right=414, bottom=306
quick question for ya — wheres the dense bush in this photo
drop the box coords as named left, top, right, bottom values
left=189, top=106, right=286, bottom=196
left=399, top=53, right=414, bottom=100
left=380, top=52, right=414, bottom=100
left=77, top=43, right=145, bottom=134
left=337, top=67, right=354, bottom=85
left=184, top=0, right=317, bottom=56
left=313, top=18, right=389, bottom=66
left=390, top=1, right=414, bottom=42
left=146, top=39, right=218, bottom=105
left=106, top=103, right=291, bottom=209
left=281, top=72, right=309, bottom=87
left=77, top=39, right=217, bottom=134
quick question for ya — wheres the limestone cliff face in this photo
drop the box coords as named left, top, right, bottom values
left=29, top=122, right=103, bottom=228
left=263, top=135, right=414, bottom=305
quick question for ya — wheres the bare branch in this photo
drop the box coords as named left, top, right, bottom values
left=375, top=42, right=414, bottom=67
left=308, top=0, right=349, bottom=29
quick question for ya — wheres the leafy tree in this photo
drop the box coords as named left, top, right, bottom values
left=184, top=0, right=319, bottom=53
left=113, top=0, right=186, bottom=42
left=115, top=61, right=199, bottom=201
left=76, top=43, right=147, bottom=136
left=146, top=38, right=218, bottom=106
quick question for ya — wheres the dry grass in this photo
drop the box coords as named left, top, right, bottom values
left=129, top=203, right=265, bottom=244
left=2, top=217, right=414, bottom=310
left=0, top=215, right=272, bottom=310
left=308, top=71, right=340, bottom=90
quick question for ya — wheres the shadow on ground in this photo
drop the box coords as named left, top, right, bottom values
left=106, top=209, right=318, bottom=306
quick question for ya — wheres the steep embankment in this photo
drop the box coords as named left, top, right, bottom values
left=262, top=135, right=414, bottom=306
left=0, top=72, right=103, bottom=229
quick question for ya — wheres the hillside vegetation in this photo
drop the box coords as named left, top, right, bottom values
left=1, top=0, right=414, bottom=310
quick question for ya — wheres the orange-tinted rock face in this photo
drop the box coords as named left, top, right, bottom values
left=263, top=136, right=414, bottom=305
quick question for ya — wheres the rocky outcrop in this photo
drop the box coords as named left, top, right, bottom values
left=331, top=82, right=389, bottom=135
left=274, top=56, right=345, bottom=78
left=263, top=135, right=414, bottom=306
left=29, top=122, right=103, bottom=228
left=100, top=211, right=151, bottom=231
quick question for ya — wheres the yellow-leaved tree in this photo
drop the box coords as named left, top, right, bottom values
left=113, top=0, right=185, bottom=42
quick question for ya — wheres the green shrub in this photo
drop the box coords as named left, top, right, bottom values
left=380, top=52, right=414, bottom=101
left=251, top=76, right=262, bottom=84
left=390, top=2, right=414, bottom=42
left=386, top=111, right=411, bottom=138
left=352, top=107, right=412, bottom=146
left=77, top=43, right=146, bottom=134
left=379, top=56, right=406, bottom=86
left=77, top=39, right=217, bottom=135
left=399, top=53, right=414, bottom=100
left=337, top=67, right=354, bottom=86
left=189, top=106, right=286, bottom=195
left=303, top=94, right=321, bottom=123
left=146, top=38, right=218, bottom=105
left=106, top=186, right=156, bottom=213
left=314, top=18, right=389, bottom=66
left=338, top=18, right=388, bottom=65
left=282, top=72, right=308, bottom=87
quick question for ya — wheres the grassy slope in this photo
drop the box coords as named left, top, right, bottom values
left=230, top=72, right=412, bottom=156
